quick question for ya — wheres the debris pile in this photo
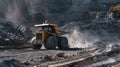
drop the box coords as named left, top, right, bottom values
left=0, top=19, right=32, bottom=48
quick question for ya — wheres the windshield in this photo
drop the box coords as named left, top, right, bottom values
left=43, top=26, right=53, bottom=33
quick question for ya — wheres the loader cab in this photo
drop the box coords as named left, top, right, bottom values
left=35, top=23, right=58, bottom=42
left=35, top=23, right=57, bottom=33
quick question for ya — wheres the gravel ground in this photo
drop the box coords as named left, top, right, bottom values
left=0, top=48, right=82, bottom=67
left=0, top=43, right=120, bottom=67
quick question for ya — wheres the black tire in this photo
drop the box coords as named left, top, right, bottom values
left=44, top=36, right=58, bottom=49
left=58, top=37, right=69, bottom=49
left=31, top=37, right=42, bottom=49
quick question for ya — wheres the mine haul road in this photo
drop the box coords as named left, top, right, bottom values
left=0, top=46, right=120, bottom=67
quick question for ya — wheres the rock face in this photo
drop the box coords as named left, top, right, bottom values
left=0, top=0, right=119, bottom=26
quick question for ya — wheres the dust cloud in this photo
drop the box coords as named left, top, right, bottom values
left=63, top=22, right=100, bottom=48
left=63, top=21, right=120, bottom=48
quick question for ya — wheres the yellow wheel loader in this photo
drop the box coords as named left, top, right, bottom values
left=30, top=22, right=69, bottom=49
left=109, top=4, right=120, bottom=18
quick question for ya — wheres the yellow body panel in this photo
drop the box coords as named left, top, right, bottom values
left=42, top=31, right=48, bottom=42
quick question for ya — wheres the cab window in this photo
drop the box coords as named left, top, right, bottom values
left=43, top=26, right=53, bottom=33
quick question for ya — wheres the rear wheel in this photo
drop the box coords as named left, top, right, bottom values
left=44, top=36, right=58, bottom=49
left=31, top=37, right=42, bottom=49
left=58, top=37, right=69, bottom=49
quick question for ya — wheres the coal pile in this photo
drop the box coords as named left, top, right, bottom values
left=0, top=19, right=32, bottom=48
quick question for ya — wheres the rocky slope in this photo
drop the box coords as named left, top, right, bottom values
left=0, top=0, right=119, bottom=25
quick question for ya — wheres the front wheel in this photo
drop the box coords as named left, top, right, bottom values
left=44, top=36, right=58, bottom=49
left=58, top=37, right=69, bottom=49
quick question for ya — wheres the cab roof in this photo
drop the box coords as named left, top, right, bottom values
left=34, top=23, right=57, bottom=27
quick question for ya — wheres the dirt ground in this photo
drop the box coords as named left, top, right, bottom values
left=0, top=48, right=83, bottom=67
